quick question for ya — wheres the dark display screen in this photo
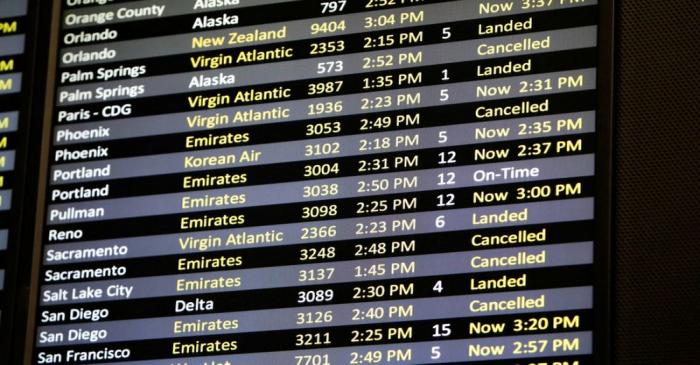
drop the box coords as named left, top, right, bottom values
left=0, top=0, right=29, bottom=334
left=30, top=0, right=611, bottom=364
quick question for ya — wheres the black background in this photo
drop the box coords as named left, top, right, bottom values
left=613, top=1, right=700, bottom=364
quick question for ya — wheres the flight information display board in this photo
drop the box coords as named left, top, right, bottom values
left=30, top=0, right=612, bottom=364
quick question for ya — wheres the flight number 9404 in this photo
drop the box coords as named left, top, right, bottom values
left=310, top=20, right=346, bottom=35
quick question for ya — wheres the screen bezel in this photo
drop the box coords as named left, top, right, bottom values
left=594, top=0, right=615, bottom=364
